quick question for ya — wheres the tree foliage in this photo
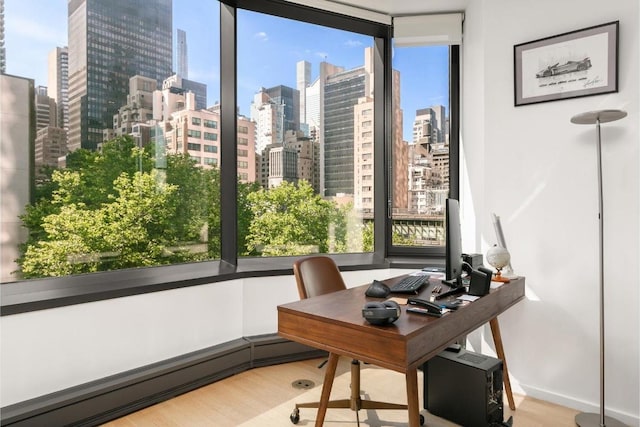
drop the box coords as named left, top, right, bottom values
left=246, top=180, right=341, bottom=256
left=18, top=136, right=215, bottom=278
left=20, top=171, right=179, bottom=277
left=17, top=136, right=403, bottom=278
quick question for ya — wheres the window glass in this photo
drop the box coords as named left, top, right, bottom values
left=236, top=9, right=375, bottom=257
left=391, top=45, right=450, bottom=247
left=2, top=0, right=459, bottom=293
left=2, top=0, right=221, bottom=282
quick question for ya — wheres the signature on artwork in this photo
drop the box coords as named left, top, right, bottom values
left=584, top=76, right=602, bottom=87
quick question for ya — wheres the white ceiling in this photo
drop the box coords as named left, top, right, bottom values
left=331, top=0, right=470, bottom=15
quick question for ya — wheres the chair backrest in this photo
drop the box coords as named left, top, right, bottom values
left=293, top=256, right=347, bottom=300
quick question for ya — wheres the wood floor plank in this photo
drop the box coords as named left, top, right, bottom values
left=102, top=358, right=578, bottom=426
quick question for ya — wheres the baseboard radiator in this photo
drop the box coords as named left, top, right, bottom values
left=1, top=335, right=326, bottom=427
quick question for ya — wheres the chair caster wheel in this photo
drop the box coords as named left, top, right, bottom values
left=420, top=414, right=425, bottom=425
left=290, top=407, right=300, bottom=424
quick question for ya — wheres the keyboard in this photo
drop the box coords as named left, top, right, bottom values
left=389, top=274, right=428, bottom=294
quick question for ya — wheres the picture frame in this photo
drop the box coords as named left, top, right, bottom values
left=514, top=21, right=618, bottom=106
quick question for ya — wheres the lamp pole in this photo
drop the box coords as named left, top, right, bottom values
left=570, top=109, right=627, bottom=427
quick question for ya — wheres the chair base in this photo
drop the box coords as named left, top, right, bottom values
left=289, top=359, right=423, bottom=425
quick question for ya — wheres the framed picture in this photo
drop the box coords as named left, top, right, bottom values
left=514, top=21, right=618, bottom=106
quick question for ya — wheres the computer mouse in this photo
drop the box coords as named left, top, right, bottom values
left=365, top=280, right=391, bottom=298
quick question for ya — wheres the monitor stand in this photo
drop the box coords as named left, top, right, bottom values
left=441, top=275, right=462, bottom=288
left=437, top=276, right=466, bottom=300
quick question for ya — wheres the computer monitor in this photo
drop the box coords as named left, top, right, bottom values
left=444, top=198, right=464, bottom=287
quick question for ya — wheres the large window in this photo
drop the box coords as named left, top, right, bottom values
left=2, top=0, right=221, bottom=282
left=1, top=0, right=459, bottom=314
left=390, top=45, right=452, bottom=249
left=235, top=8, right=376, bottom=257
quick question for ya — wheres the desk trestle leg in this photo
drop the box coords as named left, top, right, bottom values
left=490, top=317, right=516, bottom=411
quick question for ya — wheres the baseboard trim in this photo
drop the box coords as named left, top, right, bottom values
left=0, top=335, right=326, bottom=427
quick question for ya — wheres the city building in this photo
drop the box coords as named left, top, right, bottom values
left=296, top=60, right=311, bottom=135
left=176, top=28, right=188, bottom=79
left=0, top=0, right=4, bottom=74
left=306, top=60, right=343, bottom=195
left=34, top=126, right=68, bottom=171
left=323, top=47, right=373, bottom=197
left=67, top=0, right=172, bottom=151
left=0, top=74, right=34, bottom=282
left=353, top=97, right=374, bottom=214
left=250, top=85, right=299, bottom=153
left=251, top=88, right=284, bottom=153
left=162, top=74, right=207, bottom=111
left=352, top=69, right=407, bottom=217
left=284, top=129, right=320, bottom=193
left=267, top=144, right=298, bottom=188
left=236, top=113, right=256, bottom=183
left=431, top=104, right=446, bottom=143
left=153, top=79, right=197, bottom=122
left=106, top=75, right=156, bottom=143
left=407, top=105, right=448, bottom=214
left=265, top=85, right=300, bottom=138
left=35, top=82, right=69, bottom=170
left=164, top=101, right=256, bottom=183
left=47, top=47, right=69, bottom=135
left=413, top=107, right=438, bottom=148
left=34, top=86, right=57, bottom=130
left=390, top=69, right=409, bottom=214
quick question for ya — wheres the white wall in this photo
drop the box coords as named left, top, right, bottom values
left=461, top=0, right=639, bottom=424
left=0, top=268, right=405, bottom=407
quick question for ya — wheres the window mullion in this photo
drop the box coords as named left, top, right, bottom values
left=219, top=2, right=239, bottom=270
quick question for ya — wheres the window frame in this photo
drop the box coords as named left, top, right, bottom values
left=0, top=0, right=459, bottom=316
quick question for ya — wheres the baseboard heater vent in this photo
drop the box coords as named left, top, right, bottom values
left=1, top=335, right=325, bottom=427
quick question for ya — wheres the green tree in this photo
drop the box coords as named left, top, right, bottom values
left=20, top=171, right=180, bottom=277
left=361, top=221, right=374, bottom=252
left=202, top=166, right=221, bottom=258
left=236, top=180, right=261, bottom=256
left=164, top=154, right=214, bottom=245
left=359, top=221, right=417, bottom=252
left=18, top=136, right=218, bottom=278
left=246, top=180, right=338, bottom=256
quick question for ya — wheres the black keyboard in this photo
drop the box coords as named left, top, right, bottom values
left=389, top=275, right=428, bottom=294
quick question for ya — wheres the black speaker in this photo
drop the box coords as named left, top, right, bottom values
left=362, top=300, right=401, bottom=325
left=469, top=269, right=491, bottom=296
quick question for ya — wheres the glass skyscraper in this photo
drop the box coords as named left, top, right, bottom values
left=67, top=0, right=173, bottom=151
left=323, top=68, right=367, bottom=197
left=176, top=28, right=188, bottom=79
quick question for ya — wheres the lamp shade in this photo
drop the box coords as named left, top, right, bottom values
left=570, top=109, right=627, bottom=125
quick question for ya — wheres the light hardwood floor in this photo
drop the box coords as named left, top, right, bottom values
left=103, top=357, right=579, bottom=426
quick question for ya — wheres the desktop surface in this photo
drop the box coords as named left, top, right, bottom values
left=278, top=276, right=525, bottom=372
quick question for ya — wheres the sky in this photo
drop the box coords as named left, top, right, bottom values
left=4, top=0, right=449, bottom=142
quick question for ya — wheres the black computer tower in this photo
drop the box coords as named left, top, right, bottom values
left=423, top=348, right=504, bottom=427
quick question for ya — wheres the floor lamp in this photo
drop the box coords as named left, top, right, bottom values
left=570, top=109, right=627, bottom=427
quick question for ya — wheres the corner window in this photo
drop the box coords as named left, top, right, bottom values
left=2, top=0, right=460, bottom=315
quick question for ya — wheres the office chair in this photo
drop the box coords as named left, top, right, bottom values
left=289, top=255, right=420, bottom=425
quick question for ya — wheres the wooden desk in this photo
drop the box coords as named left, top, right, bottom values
left=278, top=276, right=525, bottom=427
